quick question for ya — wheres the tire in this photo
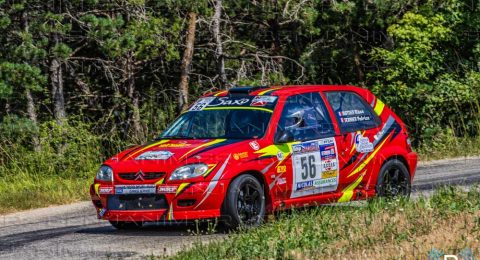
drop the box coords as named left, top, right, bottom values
left=221, top=174, right=265, bottom=230
left=376, top=159, right=411, bottom=198
left=109, top=220, right=143, bottom=230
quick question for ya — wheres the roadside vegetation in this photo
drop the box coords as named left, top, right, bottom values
left=171, top=187, right=480, bottom=259
left=1, top=0, right=480, bottom=213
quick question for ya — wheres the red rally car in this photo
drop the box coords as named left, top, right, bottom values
left=91, top=85, right=418, bottom=229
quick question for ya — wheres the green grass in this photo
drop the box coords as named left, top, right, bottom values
left=417, top=135, right=480, bottom=161
left=170, top=187, right=480, bottom=259
left=0, top=173, right=91, bottom=214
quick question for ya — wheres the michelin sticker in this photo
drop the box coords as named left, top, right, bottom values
left=291, top=138, right=339, bottom=198
left=189, top=97, right=216, bottom=111
left=355, top=134, right=374, bottom=153
left=136, top=150, right=173, bottom=160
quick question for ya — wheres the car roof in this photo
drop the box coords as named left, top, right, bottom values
left=205, top=85, right=371, bottom=97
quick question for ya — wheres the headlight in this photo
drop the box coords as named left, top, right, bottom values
left=96, top=165, right=113, bottom=181
left=169, top=163, right=209, bottom=181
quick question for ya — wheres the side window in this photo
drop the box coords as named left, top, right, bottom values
left=325, top=91, right=380, bottom=133
left=275, top=92, right=335, bottom=142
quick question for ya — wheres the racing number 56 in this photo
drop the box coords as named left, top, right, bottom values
left=301, top=155, right=316, bottom=179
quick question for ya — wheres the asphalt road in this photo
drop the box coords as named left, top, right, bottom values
left=1, top=156, right=479, bottom=259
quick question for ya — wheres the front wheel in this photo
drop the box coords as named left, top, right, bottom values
left=109, top=221, right=143, bottom=230
left=221, top=174, right=265, bottom=230
left=376, top=159, right=411, bottom=198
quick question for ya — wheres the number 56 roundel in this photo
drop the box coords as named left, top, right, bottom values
left=291, top=138, right=339, bottom=198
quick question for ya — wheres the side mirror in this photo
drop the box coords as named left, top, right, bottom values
left=276, top=131, right=294, bottom=143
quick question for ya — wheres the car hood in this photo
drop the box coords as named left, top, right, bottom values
left=105, top=138, right=250, bottom=177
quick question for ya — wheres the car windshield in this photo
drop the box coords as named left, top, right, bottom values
left=160, top=96, right=277, bottom=139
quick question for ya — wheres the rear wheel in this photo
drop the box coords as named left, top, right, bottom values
left=109, top=221, right=143, bottom=230
left=376, top=159, right=411, bottom=198
left=221, top=174, right=265, bottom=230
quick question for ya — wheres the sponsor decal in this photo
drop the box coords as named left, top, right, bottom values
left=115, top=185, right=156, bottom=194
left=355, top=134, right=374, bottom=153
left=157, top=185, right=177, bottom=194
left=98, top=208, right=107, bottom=218
left=277, top=177, right=287, bottom=185
left=277, top=165, right=287, bottom=173
left=277, top=151, right=284, bottom=161
left=250, top=96, right=277, bottom=106
left=135, top=150, right=173, bottom=160
left=208, top=97, right=250, bottom=107
left=322, top=170, right=337, bottom=179
left=233, top=152, right=249, bottom=160
left=99, top=187, right=114, bottom=195
left=249, top=140, right=260, bottom=151
left=292, top=141, right=319, bottom=154
left=157, top=142, right=191, bottom=148
left=190, top=97, right=216, bottom=111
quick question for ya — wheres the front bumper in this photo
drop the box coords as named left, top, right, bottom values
left=90, top=180, right=228, bottom=222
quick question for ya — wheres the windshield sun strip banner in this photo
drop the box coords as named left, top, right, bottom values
left=202, top=106, right=273, bottom=113
left=189, top=96, right=277, bottom=112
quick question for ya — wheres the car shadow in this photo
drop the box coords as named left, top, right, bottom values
left=76, top=221, right=223, bottom=236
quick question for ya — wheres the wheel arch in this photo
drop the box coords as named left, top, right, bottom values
left=225, top=170, right=273, bottom=213
left=365, top=151, right=411, bottom=191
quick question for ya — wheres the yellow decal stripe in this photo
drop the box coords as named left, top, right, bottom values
left=94, top=184, right=100, bottom=196
left=258, top=87, right=281, bottom=95
left=124, top=139, right=170, bottom=160
left=176, top=183, right=190, bottom=197
left=338, top=171, right=365, bottom=202
left=179, top=139, right=226, bottom=160
left=214, top=90, right=228, bottom=96
left=204, top=164, right=217, bottom=177
left=374, top=99, right=385, bottom=116
left=203, top=107, right=273, bottom=113
left=347, top=133, right=391, bottom=178
left=167, top=203, right=174, bottom=220
left=155, top=178, right=165, bottom=185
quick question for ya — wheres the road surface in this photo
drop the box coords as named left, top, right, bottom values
left=1, top=156, right=479, bottom=259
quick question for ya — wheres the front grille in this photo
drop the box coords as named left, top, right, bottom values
left=107, top=194, right=168, bottom=210
left=118, top=172, right=165, bottom=181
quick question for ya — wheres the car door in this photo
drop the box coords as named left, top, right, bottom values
left=323, top=91, right=382, bottom=193
left=273, top=92, right=340, bottom=200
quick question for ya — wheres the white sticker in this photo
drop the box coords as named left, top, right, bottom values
left=189, top=97, right=216, bottom=111
left=249, top=141, right=260, bottom=151
left=157, top=186, right=178, bottom=194
left=251, top=96, right=277, bottom=106
left=115, top=185, right=156, bottom=194
left=355, top=134, right=374, bottom=153
left=136, top=150, right=173, bottom=160
left=291, top=138, right=339, bottom=198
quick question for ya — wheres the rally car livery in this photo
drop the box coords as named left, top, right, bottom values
left=90, top=85, right=417, bottom=229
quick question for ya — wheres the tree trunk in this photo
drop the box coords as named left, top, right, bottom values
left=177, top=12, right=197, bottom=113
left=21, top=10, right=40, bottom=151
left=125, top=55, right=144, bottom=141
left=26, top=89, right=41, bottom=151
left=50, top=54, right=66, bottom=124
left=212, top=0, right=227, bottom=86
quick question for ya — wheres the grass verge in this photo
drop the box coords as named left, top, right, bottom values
left=0, top=173, right=91, bottom=214
left=171, top=187, right=480, bottom=259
